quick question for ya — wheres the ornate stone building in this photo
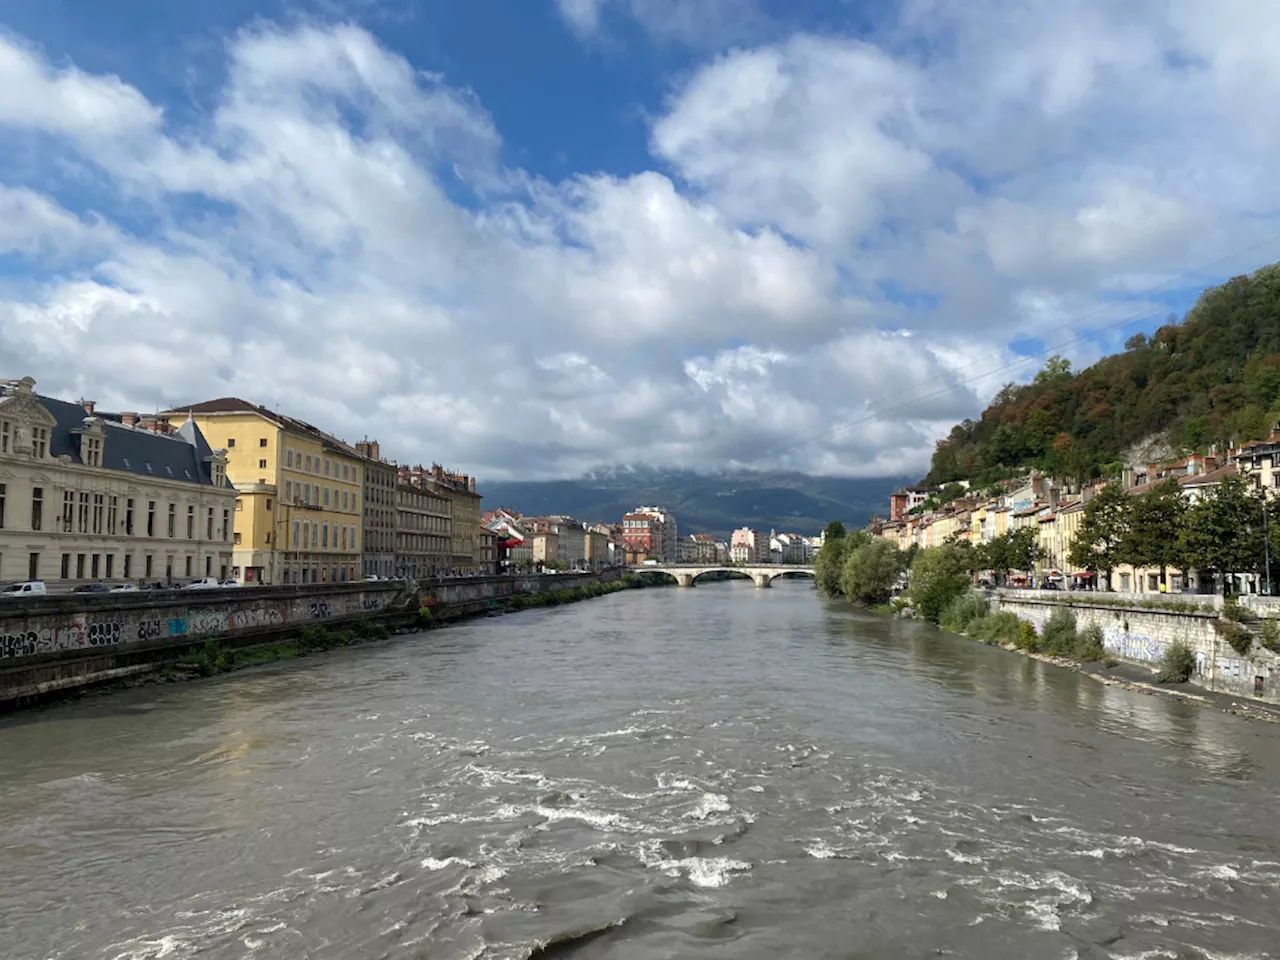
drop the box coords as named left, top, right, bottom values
left=355, top=440, right=397, bottom=579
left=0, top=378, right=236, bottom=587
left=394, top=475, right=452, bottom=578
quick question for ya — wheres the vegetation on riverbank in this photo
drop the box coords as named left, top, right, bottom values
left=501, top=575, right=647, bottom=612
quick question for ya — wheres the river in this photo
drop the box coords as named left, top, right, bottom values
left=3, top=579, right=1280, bottom=959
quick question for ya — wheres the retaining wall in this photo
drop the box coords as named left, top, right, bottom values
left=0, top=570, right=623, bottom=708
left=994, top=591, right=1280, bottom=703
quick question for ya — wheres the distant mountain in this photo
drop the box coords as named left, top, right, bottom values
left=476, top=468, right=909, bottom=537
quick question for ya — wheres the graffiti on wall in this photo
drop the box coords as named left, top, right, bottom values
left=0, top=590, right=393, bottom=661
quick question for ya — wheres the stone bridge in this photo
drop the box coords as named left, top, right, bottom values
left=636, top=564, right=815, bottom=588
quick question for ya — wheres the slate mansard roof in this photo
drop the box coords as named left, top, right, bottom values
left=35, top=394, right=233, bottom=489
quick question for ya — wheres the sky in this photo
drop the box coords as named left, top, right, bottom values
left=2, top=0, right=1280, bottom=481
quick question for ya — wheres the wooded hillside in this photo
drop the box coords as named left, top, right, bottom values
left=927, top=263, right=1280, bottom=486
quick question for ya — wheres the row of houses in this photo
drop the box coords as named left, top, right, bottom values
left=876, top=435, right=1277, bottom=595
left=0, top=377, right=493, bottom=588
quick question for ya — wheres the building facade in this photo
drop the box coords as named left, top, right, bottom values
left=355, top=440, right=397, bottom=579
left=730, top=527, right=767, bottom=563
left=394, top=478, right=452, bottom=578
left=399, top=465, right=482, bottom=575
left=170, top=399, right=364, bottom=585
left=1, top=378, right=236, bottom=586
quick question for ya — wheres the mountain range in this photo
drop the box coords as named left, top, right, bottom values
left=477, top=468, right=909, bottom=538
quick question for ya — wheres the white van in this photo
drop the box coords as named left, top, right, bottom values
left=1, top=581, right=47, bottom=598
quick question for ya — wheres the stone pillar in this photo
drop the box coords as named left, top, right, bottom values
left=753, top=572, right=772, bottom=588
left=676, top=573, right=696, bottom=588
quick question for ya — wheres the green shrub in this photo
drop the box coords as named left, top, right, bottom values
left=298, top=625, right=329, bottom=652
left=1017, top=620, right=1040, bottom=652
left=1040, top=607, right=1078, bottom=656
left=1072, top=623, right=1108, bottom=662
left=1261, top=618, right=1280, bottom=652
left=1220, top=621, right=1253, bottom=656
left=1223, top=596, right=1247, bottom=622
left=968, top=611, right=1024, bottom=646
left=940, top=591, right=989, bottom=633
left=350, top=616, right=390, bottom=640
left=1159, top=640, right=1197, bottom=683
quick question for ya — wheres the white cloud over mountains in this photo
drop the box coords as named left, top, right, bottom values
left=1, top=4, right=1279, bottom=480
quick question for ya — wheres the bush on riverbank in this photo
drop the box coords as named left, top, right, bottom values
left=909, top=544, right=974, bottom=623
left=504, top=577, right=637, bottom=613
left=1218, top=620, right=1254, bottom=656
left=1040, top=607, right=1078, bottom=656
left=967, top=611, right=1025, bottom=646
left=1159, top=640, right=1197, bottom=683
left=940, top=591, right=989, bottom=633
left=1073, top=623, right=1109, bottom=662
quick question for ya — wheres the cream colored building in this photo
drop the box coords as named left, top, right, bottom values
left=0, top=378, right=236, bottom=587
left=400, top=464, right=482, bottom=575
left=167, top=399, right=364, bottom=585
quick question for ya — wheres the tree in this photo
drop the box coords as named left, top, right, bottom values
left=815, top=529, right=867, bottom=597
left=1179, top=475, right=1265, bottom=594
left=909, top=543, right=974, bottom=623
left=823, top=521, right=847, bottom=542
left=1068, top=483, right=1131, bottom=590
left=978, top=527, right=1040, bottom=585
left=840, top=539, right=903, bottom=605
left=1033, top=354, right=1072, bottom=385
left=1122, top=479, right=1188, bottom=588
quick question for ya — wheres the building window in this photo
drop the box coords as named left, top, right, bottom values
left=206, top=556, right=212, bottom=577
left=323, top=487, right=330, bottom=507
left=85, top=436, right=102, bottom=466
left=266, top=499, right=272, bottom=510
left=61, top=553, right=70, bottom=579
left=234, top=532, right=242, bottom=545
left=30, top=487, right=42, bottom=531
left=92, top=494, right=104, bottom=534
left=235, top=499, right=243, bottom=511
left=0, top=483, right=5, bottom=529
left=287, top=449, right=294, bottom=468
left=322, top=523, right=329, bottom=549
left=305, top=454, right=312, bottom=472
left=185, top=556, right=193, bottom=577
left=207, top=508, right=214, bottom=540
left=108, top=496, right=118, bottom=534
left=76, top=554, right=85, bottom=579
left=285, top=480, right=292, bottom=501
left=145, top=555, right=153, bottom=578
left=106, top=555, right=114, bottom=579
left=0, top=420, right=7, bottom=453
left=78, top=492, right=89, bottom=533
left=293, top=520, right=300, bottom=548
left=259, top=459, right=267, bottom=469
left=259, top=438, right=268, bottom=447
left=265, top=532, right=271, bottom=544
left=342, top=490, right=348, bottom=510
left=222, top=510, right=230, bottom=540
left=32, top=427, right=47, bottom=458
left=91, top=554, right=100, bottom=578
left=187, top=505, right=194, bottom=539
left=147, top=501, right=156, bottom=537
left=228, top=438, right=236, bottom=447
left=126, top=498, right=134, bottom=536
left=324, top=458, right=331, bottom=477
left=167, top=503, right=176, bottom=538
left=124, top=554, right=132, bottom=579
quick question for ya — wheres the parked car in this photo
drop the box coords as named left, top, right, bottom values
left=110, top=583, right=140, bottom=593
left=181, top=578, right=222, bottom=590
left=72, top=582, right=110, bottom=594
left=0, top=581, right=47, bottom=598
left=219, top=579, right=241, bottom=588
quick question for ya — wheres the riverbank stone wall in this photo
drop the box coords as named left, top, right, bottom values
left=993, top=591, right=1280, bottom=703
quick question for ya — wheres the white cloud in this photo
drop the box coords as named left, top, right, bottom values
left=3, top=5, right=1280, bottom=484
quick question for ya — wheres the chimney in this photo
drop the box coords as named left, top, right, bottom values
left=81, top=399, right=96, bottom=414
left=469, top=477, right=476, bottom=493
left=121, top=412, right=138, bottom=428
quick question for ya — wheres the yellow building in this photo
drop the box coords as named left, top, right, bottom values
left=166, top=399, right=364, bottom=584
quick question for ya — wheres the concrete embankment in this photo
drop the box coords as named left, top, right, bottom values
left=992, top=589, right=1280, bottom=705
left=0, top=570, right=625, bottom=710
